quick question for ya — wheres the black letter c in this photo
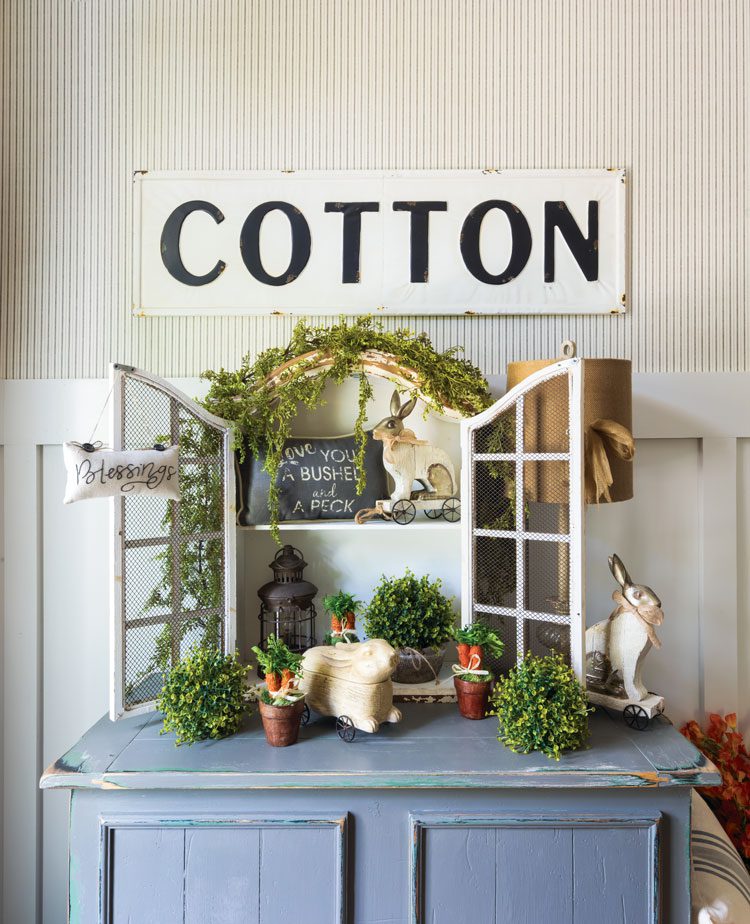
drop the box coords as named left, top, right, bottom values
left=160, top=200, right=226, bottom=286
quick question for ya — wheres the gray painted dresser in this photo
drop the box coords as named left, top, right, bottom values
left=41, top=704, right=720, bottom=923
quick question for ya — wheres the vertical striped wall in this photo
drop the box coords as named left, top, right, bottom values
left=1, top=0, right=748, bottom=380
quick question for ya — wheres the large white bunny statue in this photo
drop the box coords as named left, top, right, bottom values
left=372, top=390, right=456, bottom=502
left=299, top=639, right=403, bottom=733
left=586, top=554, right=664, bottom=703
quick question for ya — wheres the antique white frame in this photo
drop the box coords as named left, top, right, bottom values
left=109, top=364, right=237, bottom=720
left=460, top=358, right=586, bottom=682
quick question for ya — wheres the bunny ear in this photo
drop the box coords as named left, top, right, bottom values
left=390, top=389, right=401, bottom=416
left=609, top=553, right=631, bottom=588
left=398, top=395, right=418, bottom=419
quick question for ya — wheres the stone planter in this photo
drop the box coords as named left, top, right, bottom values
left=392, top=644, right=447, bottom=684
left=454, top=677, right=492, bottom=719
left=259, top=698, right=305, bottom=747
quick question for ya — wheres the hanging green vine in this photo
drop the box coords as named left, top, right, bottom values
left=201, top=316, right=492, bottom=540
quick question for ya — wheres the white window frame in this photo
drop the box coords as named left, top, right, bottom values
left=460, top=358, right=585, bottom=682
left=109, top=364, right=237, bottom=720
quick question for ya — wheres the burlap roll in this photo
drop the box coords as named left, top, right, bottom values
left=506, top=357, right=633, bottom=504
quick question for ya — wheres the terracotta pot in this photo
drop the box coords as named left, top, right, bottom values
left=259, top=699, right=305, bottom=747
left=392, top=644, right=447, bottom=684
left=454, top=677, right=492, bottom=719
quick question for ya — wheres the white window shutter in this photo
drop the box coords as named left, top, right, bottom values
left=110, top=364, right=236, bottom=720
left=461, top=358, right=585, bottom=682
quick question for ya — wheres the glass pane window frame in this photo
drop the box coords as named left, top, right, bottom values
left=460, top=358, right=585, bottom=683
left=110, top=364, right=237, bottom=720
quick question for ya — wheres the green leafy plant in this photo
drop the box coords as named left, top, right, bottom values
left=200, top=315, right=491, bottom=539
left=453, top=621, right=506, bottom=653
left=364, top=570, right=456, bottom=651
left=323, top=590, right=361, bottom=644
left=491, top=652, right=592, bottom=760
left=323, top=590, right=362, bottom=620
left=157, top=645, right=250, bottom=746
left=452, top=621, right=505, bottom=679
left=252, top=634, right=303, bottom=703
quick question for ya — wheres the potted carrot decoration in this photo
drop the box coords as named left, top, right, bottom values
left=451, top=623, right=505, bottom=719
left=252, top=635, right=306, bottom=747
left=323, top=590, right=361, bottom=645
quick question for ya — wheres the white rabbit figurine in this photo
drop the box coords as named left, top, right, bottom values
left=299, top=639, right=403, bottom=733
left=586, top=554, right=664, bottom=703
left=372, top=390, right=456, bottom=502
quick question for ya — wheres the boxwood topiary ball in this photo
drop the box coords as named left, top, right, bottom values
left=363, top=569, right=455, bottom=651
left=491, top=652, right=592, bottom=760
left=158, top=645, right=250, bottom=746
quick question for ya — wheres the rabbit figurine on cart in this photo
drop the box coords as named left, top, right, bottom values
left=299, top=639, right=403, bottom=741
left=586, top=553, right=666, bottom=730
left=357, top=390, right=460, bottom=525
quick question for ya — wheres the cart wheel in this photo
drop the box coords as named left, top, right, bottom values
left=392, top=499, right=416, bottom=525
left=623, top=704, right=649, bottom=731
left=441, top=496, right=461, bottom=522
left=301, top=703, right=310, bottom=727
left=336, top=715, right=356, bottom=742
left=424, top=507, right=441, bottom=519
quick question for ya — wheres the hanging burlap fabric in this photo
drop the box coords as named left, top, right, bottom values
left=506, top=349, right=634, bottom=505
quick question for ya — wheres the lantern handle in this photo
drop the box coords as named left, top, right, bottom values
left=274, top=545, right=303, bottom=561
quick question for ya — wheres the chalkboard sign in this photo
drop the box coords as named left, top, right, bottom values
left=237, top=432, right=388, bottom=525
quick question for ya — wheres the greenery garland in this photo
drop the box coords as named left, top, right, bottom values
left=201, top=316, right=492, bottom=540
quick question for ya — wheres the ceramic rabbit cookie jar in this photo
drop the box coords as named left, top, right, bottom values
left=586, top=554, right=666, bottom=729
left=299, top=639, right=403, bottom=737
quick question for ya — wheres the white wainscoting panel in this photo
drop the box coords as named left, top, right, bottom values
left=736, top=438, right=750, bottom=734
left=41, top=447, right=110, bottom=923
left=2, top=373, right=749, bottom=921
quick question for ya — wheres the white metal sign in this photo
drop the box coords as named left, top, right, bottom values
left=133, top=170, right=626, bottom=316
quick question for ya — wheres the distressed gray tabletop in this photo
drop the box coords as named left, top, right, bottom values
left=40, top=704, right=720, bottom=792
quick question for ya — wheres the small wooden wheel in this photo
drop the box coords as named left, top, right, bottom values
left=301, top=703, right=310, bottom=727
left=336, top=715, right=356, bottom=742
left=623, top=703, right=649, bottom=731
left=424, top=507, right=441, bottom=519
left=392, top=499, right=416, bottom=525
left=441, top=496, right=461, bottom=522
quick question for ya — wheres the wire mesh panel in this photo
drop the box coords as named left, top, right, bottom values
left=111, top=365, right=236, bottom=719
left=460, top=359, right=585, bottom=682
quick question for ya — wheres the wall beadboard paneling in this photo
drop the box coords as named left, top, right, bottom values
left=1, top=0, right=749, bottom=380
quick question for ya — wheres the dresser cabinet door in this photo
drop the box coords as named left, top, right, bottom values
left=411, top=814, right=660, bottom=924
left=101, top=815, right=347, bottom=924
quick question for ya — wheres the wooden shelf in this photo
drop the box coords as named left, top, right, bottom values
left=239, top=519, right=461, bottom=532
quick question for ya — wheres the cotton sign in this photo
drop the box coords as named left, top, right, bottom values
left=63, top=443, right=180, bottom=504
left=133, top=169, right=626, bottom=316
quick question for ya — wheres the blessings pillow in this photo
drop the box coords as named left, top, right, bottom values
left=63, top=443, right=180, bottom=504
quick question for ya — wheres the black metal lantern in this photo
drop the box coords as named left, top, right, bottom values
left=258, top=545, right=317, bottom=667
